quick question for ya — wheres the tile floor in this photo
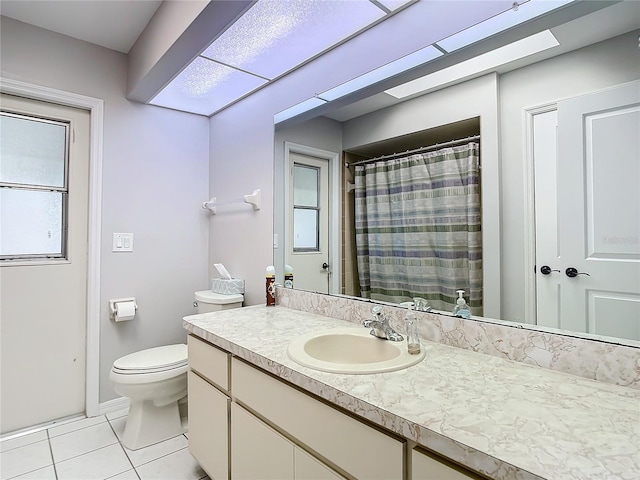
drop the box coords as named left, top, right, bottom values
left=0, top=409, right=209, bottom=480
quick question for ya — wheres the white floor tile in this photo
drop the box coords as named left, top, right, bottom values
left=47, top=415, right=107, bottom=438
left=56, top=444, right=132, bottom=480
left=106, top=408, right=130, bottom=421
left=11, top=465, right=56, bottom=479
left=50, top=422, right=118, bottom=463
left=0, top=440, right=52, bottom=480
left=124, top=435, right=188, bottom=467
left=106, top=469, right=140, bottom=480
left=0, top=431, right=48, bottom=453
left=109, top=417, right=127, bottom=442
left=135, top=448, right=206, bottom=480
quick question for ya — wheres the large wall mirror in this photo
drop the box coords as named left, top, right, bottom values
left=274, top=2, right=640, bottom=346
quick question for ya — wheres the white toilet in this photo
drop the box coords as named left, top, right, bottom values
left=110, top=290, right=243, bottom=450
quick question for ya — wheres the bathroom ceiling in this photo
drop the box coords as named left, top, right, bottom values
left=0, top=0, right=162, bottom=54
left=1, top=1, right=638, bottom=120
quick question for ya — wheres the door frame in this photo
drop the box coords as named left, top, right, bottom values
left=1, top=77, right=103, bottom=417
left=523, top=101, right=558, bottom=325
left=283, top=142, right=340, bottom=294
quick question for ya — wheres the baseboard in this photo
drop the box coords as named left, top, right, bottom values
left=97, top=397, right=130, bottom=417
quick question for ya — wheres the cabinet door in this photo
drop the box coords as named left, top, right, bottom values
left=188, top=371, right=229, bottom=480
left=411, top=447, right=483, bottom=480
left=232, top=357, right=404, bottom=479
left=231, top=403, right=294, bottom=480
left=295, top=447, right=345, bottom=480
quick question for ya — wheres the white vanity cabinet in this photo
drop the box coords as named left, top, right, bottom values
left=187, top=333, right=483, bottom=480
left=187, top=335, right=230, bottom=480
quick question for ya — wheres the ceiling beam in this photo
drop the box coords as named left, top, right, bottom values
left=127, top=0, right=255, bottom=103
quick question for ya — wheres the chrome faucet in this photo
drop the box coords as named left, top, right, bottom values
left=413, top=297, right=432, bottom=313
left=362, top=306, right=403, bottom=341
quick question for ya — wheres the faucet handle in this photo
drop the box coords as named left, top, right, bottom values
left=413, top=297, right=432, bottom=312
left=371, top=305, right=384, bottom=316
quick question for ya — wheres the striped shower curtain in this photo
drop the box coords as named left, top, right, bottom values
left=354, top=142, right=482, bottom=314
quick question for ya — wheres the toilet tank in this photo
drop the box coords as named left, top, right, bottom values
left=195, top=290, right=243, bottom=313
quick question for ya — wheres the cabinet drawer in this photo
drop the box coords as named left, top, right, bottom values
left=411, top=447, right=484, bottom=480
left=188, top=335, right=229, bottom=391
left=232, top=357, right=404, bottom=480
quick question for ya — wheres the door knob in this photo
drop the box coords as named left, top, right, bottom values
left=539, top=265, right=560, bottom=275
left=565, top=267, right=590, bottom=278
left=322, top=262, right=329, bottom=270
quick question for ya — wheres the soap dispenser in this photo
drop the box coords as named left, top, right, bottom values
left=453, top=290, right=471, bottom=319
left=405, top=302, right=421, bottom=355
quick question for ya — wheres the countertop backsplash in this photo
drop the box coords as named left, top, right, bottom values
left=276, top=287, right=640, bottom=389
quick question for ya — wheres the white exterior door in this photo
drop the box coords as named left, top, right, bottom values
left=0, top=94, right=90, bottom=433
left=288, top=152, right=330, bottom=294
left=535, top=81, right=640, bottom=340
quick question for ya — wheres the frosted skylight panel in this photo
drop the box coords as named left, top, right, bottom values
left=150, top=57, right=267, bottom=116
left=386, top=30, right=559, bottom=99
left=201, top=0, right=386, bottom=80
left=437, top=0, right=575, bottom=52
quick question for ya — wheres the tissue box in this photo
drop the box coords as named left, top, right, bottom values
left=211, top=278, right=245, bottom=295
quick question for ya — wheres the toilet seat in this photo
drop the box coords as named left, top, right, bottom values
left=111, top=344, right=187, bottom=379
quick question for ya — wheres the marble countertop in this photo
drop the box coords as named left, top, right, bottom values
left=183, top=305, right=640, bottom=480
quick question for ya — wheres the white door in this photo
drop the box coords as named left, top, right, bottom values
left=0, top=94, right=90, bottom=433
left=535, top=81, right=640, bottom=340
left=288, top=152, right=330, bottom=294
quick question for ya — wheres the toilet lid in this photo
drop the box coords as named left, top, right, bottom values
left=113, top=344, right=187, bottom=373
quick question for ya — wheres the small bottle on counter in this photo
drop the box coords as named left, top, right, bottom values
left=266, top=265, right=276, bottom=306
left=453, top=290, right=471, bottom=319
left=284, top=264, right=294, bottom=289
left=405, top=302, right=421, bottom=355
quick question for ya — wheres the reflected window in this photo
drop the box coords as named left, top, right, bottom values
left=293, top=164, right=319, bottom=251
left=0, top=111, right=69, bottom=261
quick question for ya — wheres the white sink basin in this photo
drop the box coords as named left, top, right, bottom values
left=287, top=327, right=425, bottom=374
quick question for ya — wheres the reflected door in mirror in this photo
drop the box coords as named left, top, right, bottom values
left=289, top=153, right=330, bottom=293
left=535, top=81, right=640, bottom=341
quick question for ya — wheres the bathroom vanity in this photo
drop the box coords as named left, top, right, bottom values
left=183, top=305, right=639, bottom=480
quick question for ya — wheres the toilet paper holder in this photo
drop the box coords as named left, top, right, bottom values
left=109, top=297, right=138, bottom=321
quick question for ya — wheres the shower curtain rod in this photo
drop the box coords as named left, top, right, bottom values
left=346, top=134, right=481, bottom=167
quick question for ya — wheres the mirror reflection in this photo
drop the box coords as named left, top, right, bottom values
left=274, top=5, right=640, bottom=344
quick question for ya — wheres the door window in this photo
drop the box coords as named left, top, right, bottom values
left=293, top=164, right=320, bottom=252
left=0, top=111, right=69, bottom=261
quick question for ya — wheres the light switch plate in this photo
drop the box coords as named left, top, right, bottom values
left=113, top=233, right=134, bottom=252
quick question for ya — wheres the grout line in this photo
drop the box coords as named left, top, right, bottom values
left=53, top=440, right=121, bottom=466
left=105, top=416, right=141, bottom=479
left=129, top=444, right=190, bottom=469
left=48, top=416, right=109, bottom=439
left=46, top=429, right=59, bottom=480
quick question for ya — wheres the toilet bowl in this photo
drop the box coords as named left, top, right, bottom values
left=110, top=344, right=188, bottom=450
left=110, top=290, right=243, bottom=450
